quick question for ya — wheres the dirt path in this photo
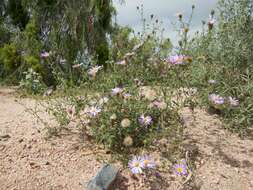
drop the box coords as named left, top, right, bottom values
left=181, top=108, right=253, bottom=190
left=0, top=88, right=253, bottom=190
left=0, top=88, right=102, bottom=190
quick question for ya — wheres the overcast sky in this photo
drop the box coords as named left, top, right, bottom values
left=113, top=0, right=218, bottom=43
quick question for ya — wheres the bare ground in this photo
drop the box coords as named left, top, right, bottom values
left=0, top=88, right=253, bottom=190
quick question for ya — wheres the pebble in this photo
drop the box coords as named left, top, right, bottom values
left=86, top=164, right=118, bottom=190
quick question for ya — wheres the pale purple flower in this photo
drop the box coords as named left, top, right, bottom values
left=128, top=156, right=143, bottom=174
left=141, top=155, right=156, bottom=169
left=228, top=96, right=239, bottom=107
left=111, top=87, right=123, bottom=95
left=139, top=114, right=153, bottom=126
left=123, top=93, right=132, bottom=99
left=41, top=52, right=50, bottom=58
left=208, top=93, right=225, bottom=105
left=174, top=163, right=188, bottom=176
left=116, top=60, right=126, bottom=65
left=88, top=65, right=102, bottom=77
left=87, top=106, right=101, bottom=117
left=167, top=55, right=188, bottom=65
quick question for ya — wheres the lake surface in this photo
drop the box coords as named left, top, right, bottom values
left=113, top=0, right=218, bottom=43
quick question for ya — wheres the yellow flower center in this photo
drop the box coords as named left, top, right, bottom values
left=143, top=160, right=150, bottom=166
left=177, top=167, right=183, bottom=173
left=133, top=162, right=140, bottom=167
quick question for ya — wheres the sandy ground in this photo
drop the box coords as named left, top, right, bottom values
left=0, top=87, right=253, bottom=190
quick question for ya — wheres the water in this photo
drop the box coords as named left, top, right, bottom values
left=113, top=0, right=218, bottom=44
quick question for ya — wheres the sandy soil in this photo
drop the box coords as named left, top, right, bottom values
left=0, top=87, right=253, bottom=190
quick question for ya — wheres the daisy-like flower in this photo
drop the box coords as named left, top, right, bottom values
left=41, top=52, right=50, bottom=58
left=128, top=156, right=143, bottom=174
left=174, top=163, right=188, bottom=176
left=123, top=93, right=132, bottom=99
left=139, top=114, right=153, bottom=126
left=167, top=55, right=189, bottom=65
left=87, top=106, right=101, bottom=117
left=141, top=155, right=156, bottom=169
left=116, top=60, right=126, bottom=65
left=208, top=93, right=225, bottom=105
left=111, top=87, right=123, bottom=95
left=87, top=65, right=102, bottom=77
left=228, top=96, right=239, bottom=107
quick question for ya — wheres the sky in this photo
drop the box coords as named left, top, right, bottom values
left=113, top=0, right=218, bottom=43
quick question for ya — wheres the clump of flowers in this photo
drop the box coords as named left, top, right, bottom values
left=87, top=65, right=102, bottom=77
left=139, top=114, right=153, bottom=126
left=167, top=55, right=192, bottom=65
left=208, top=93, right=225, bottom=105
left=129, top=155, right=156, bottom=174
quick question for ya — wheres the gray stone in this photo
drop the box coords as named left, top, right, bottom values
left=86, top=164, right=118, bottom=190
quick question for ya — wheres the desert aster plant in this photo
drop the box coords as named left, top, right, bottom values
left=138, top=114, right=153, bottom=126
left=128, top=156, right=144, bottom=174
left=208, top=93, right=225, bottom=105
left=174, top=163, right=188, bottom=176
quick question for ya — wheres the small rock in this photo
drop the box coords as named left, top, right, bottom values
left=86, top=164, right=118, bottom=190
